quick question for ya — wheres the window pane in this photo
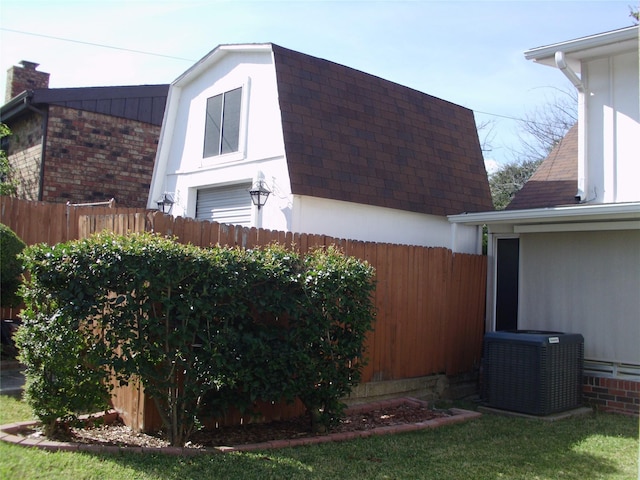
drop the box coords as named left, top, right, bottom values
left=204, top=94, right=223, bottom=157
left=220, top=87, right=242, bottom=154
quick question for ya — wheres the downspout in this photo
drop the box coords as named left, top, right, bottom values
left=555, top=51, right=587, bottom=202
left=24, top=93, right=48, bottom=202
left=554, top=51, right=584, bottom=93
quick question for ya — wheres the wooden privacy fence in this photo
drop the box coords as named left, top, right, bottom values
left=2, top=196, right=486, bottom=429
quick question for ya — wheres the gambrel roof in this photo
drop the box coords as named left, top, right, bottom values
left=271, top=44, right=493, bottom=216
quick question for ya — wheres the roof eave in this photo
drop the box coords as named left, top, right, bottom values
left=524, top=25, right=639, bottom=67
left=448, top=202, right=640, bottom=226
left=0, top=90, right=32, bottom=122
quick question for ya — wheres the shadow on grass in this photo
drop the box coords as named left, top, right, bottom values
left=81, top=410, right=637, bottom=480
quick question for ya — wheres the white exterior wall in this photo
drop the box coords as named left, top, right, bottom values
left=518, top=230, right=640, bottom=366
left=292, top=195, right=482, bottom=253
left=148, top=49, right=293, bottom=230
left=582, top=50, right=640, bottom=203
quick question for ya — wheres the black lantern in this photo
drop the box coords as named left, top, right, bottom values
left=156, top=192, right=174, bottom=214
left=249, top=180, right=271, bottom=210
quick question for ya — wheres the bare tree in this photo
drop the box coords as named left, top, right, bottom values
left=489, top=86, right=578, bottom=209
left=476, top=118, right=497, bottom=155
left=512, top=86, right=577, bottom=163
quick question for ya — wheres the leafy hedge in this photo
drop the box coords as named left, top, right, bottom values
left=0, top=223, right=26, bottom=308
left=16, top=232, right=376, bottom=446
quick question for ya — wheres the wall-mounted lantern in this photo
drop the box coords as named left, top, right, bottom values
left=156, top=192, right=175, bottom=214
left=249, top=180, right=271, bottom=210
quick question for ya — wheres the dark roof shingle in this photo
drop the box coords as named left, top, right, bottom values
left=506, top=123, right=578, bottom=210
left=272, top=44, right=493, bottom=216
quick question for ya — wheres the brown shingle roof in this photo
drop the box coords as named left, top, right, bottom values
left=272, top=44, right=493, bottom=216
left=506, top=123, right=578, bottom=210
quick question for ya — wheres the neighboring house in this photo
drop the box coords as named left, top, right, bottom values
left=148, top=43, right=493, bottom=253
left=449, top=26, right=640, bottom=414
left=0, top=61, right=169, bottom=207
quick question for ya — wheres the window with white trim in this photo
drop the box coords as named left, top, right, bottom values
left=203, top=87, right=242, bottom=158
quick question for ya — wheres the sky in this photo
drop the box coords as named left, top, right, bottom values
left=0, top=0, right=636, bottom=171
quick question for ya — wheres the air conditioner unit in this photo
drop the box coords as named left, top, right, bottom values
left=482, top=330, right=584, bottom=415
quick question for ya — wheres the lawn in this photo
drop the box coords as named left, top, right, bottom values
left=0, top=395, right=637, bottom=480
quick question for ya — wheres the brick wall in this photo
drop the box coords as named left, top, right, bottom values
left=6, top=112, right=43, bottom=200
left=43, top=106, right=161, bottom=207
left=583, top=375, right=639, bottom=416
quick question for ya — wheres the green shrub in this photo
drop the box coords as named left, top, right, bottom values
left=15, top=311, right=111, bottom=438
left=294, top=246, right=376, bottom=432
left=0, top=223, right=26, bottom=308
left=17, top=232, right=376, bottom=446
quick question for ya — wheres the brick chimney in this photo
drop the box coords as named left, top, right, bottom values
left=5, top=61, right=50, bottom=102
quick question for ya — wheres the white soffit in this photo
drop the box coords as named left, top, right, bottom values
left=524, top=25, right=639, bottom=68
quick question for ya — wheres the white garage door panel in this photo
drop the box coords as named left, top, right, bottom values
left=196, top=184, right=252, bottom=226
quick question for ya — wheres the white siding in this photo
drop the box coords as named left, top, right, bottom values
left=148, top=48, right=291, bottom=222
left=518, top=230, right=640, bottom=365
left=583, top=50, right=640, bottom=204
left=292, top=195, right=481, bottom=252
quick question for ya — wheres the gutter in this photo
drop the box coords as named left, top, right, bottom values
left=0, top=91, right=31, bottom=121
left=524, top=25, right=638, bottom=61
left=448, top=202, right=640, bottom=226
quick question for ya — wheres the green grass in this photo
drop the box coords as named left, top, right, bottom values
left=0, top=395, right=637, bottom=479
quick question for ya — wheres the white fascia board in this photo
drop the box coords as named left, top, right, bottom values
left=173, top=43, right=273, bottom=88
left=147, top=85, right=181, bottom=208
left=524, top=26, right=638, bottom=67
left=514, top=220, right=640, bottom=233
left=448, top=203, right=640, bottom=226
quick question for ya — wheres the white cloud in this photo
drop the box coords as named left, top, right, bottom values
left=484, top=158, right=500, bottom=175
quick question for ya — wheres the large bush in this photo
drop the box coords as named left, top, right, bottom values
left=1, top=223, right=26, bottom=359
left=17, top=232, right=375, bottom=446
left=0, top=223, right=26, bottom=308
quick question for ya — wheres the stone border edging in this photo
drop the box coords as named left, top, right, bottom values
left=0, top=397, right=481, bottom=455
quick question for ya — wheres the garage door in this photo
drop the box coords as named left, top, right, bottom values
left=196, top=183, right=252, bottom=226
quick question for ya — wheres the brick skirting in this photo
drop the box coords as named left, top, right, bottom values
left=583, top=375, right=639, bottom=416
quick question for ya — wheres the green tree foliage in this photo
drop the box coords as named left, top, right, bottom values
left=0, top=124, right=17, bottom=196
left=489, top=158, right=542, bottom=210
left=0, top=223, right=26, bottom=308
left=17, top=232, right=376, bottom=446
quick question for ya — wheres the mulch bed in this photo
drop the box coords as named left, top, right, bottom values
left=12, top=399, right=456, bottom=451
